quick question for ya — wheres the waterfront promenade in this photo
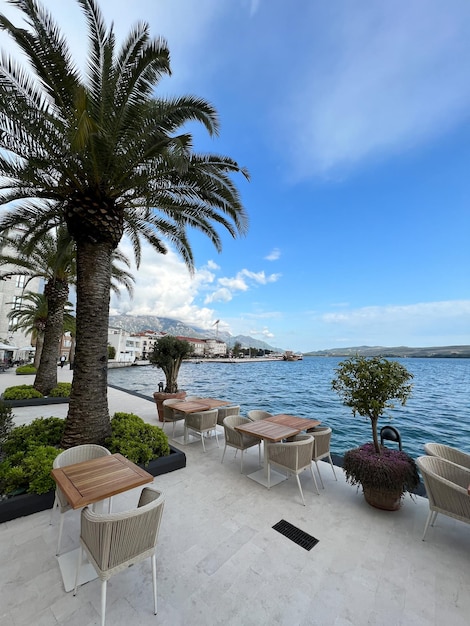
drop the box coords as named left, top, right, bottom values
left=0, top=369, right=469, bottom=625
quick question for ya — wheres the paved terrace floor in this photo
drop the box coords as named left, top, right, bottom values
left=0, top=368, right=469, bottom=626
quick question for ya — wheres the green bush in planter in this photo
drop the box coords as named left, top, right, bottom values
left=49, top=383, right=72, bottom=397
left=1, top=417, right=65, bottom=457
left=106, top=412, right=170, bottom=466
left=0, top=445, right=61, bottom=495
left=0, top=399, right=14, bottom=443
left=15, top=365, right=37, bottom=375
left=3, top=384, right=43, bottom=400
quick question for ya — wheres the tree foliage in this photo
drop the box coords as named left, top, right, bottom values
left=149, top=335, right=191, bottom=393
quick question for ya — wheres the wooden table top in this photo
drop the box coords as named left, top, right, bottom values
left=51, top=453, right=153, bottom=510
left=266, top=414, right=321, bottom=431
left=235, top=419, right=300, bottom=442
left=171, top=398, right=231, bottom=413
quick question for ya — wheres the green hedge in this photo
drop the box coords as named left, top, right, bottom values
left=16, top=365, right=37, bottom=375
left=106, top=412, right=170, bottom=466
left=2, top=382, right=71, bottom=400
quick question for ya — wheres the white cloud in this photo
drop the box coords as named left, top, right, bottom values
left=264, top=248, right=281, bottom=261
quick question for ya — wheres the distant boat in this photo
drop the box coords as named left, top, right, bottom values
left=283, top=351, right=303, bottom=361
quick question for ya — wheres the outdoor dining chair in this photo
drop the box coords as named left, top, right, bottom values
left=162, top=398, right=185, bottom=437
left=221, top=415, right=261, bottom=473
left=308, top=426, right=338, bottom=488
left=424, top=442, right=470, bottom=470
left=73, top=487, right=165, bottom=626
left=266, top=435, right=319, bottom=505
left=217, top=404, right=241, bottom=426
left=416, top=455, right=470, bottom=541
left=247, top=409, right=272, bottom=421
left=184, top=408, right=219, bottom=451
left=51, top=444, right=111, bottom=555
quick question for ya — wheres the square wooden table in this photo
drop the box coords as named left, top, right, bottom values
left=51, top=453, right=153, bottom=510
left=235, top=420, right=301, bottom=487
left=171, top=399, right=232, bottom=445
left=266, top=414, right=321, bottom=431
left=51, top=453, right=154, bottom=591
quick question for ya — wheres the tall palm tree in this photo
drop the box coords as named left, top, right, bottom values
left=0, top=0, right=248, bottom=446
left=7, top=291, right=50, bottom=368
left=0, top=225, right=134, bottom=393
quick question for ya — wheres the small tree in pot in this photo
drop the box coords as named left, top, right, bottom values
left=331, top=356, right=419, bottom=510
left=149, top=335, right=191, bottom=421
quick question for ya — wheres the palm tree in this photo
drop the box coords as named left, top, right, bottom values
left=0, top=225, right=134, bottom=394
left=7, top=291, right=49, bottom=368
left=0, top=0, right=248, bottom=447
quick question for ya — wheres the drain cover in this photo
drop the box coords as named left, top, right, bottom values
left=272, top=519, right=319, bottom=551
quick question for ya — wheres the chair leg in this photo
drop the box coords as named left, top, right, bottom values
left=56, top=512, right=65, bottom=555
left=430, top=511, right=438, bottom=527
left=314, top=460, right=325, bottom=489
left=422, top=509, right=434, bottom=541
left=221, top=444, right=227, bottom=464
left=73, top=546, right=83, bottom=596
left=267, top=463, right=271, bottom=489
left=310, top=464, right=320, bottom=495
left=184, top=424, right=188, bottom=445
left=258, top=443, right=261, bottom=466
left=50, top=494, right=58, bottom=525
left=101, top=580, right=107, bottom=626
left=240, top=449, right=244, bottom=473
left=151, top=554, right=158, bottom=615
left=214, top=428, right=219, bottom=448
left=328, top=454, right=338, bottom=480
left=201, top=431, right=206, bottom=452
left=295, top=474, right=306, bottom=506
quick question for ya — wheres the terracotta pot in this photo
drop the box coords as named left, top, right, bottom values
left=363, top=486, right=402, bottom=511
left=153, top=390, right=186, bottom=422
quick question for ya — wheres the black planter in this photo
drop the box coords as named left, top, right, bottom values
left=2, top=396, right=70, bottom=407
left=0, top=445, right=186, bottom=523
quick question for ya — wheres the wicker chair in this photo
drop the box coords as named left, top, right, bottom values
left=308, top=426, right=337, bottom=488
left=221, top=415, right=261, bottom=473
left=423, top=443, right=470, bottom=471
left=51, top=444, right=111, bottom=555
left=247, top=409, right=272, bottom=421
left=184, top=408, right=219, bottom=451
left=416, top=455, right=470, bottom=541
left=73, top=487, right=165, bottom=626
left=162, top=398, right=185, bottom=437
left=217, top=404, right=241, bottom=426
left=266, top=435, right=319, bottom=505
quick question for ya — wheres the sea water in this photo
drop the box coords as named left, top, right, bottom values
left=107, top=356, right=470, bottom=460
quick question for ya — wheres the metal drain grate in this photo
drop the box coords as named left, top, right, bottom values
left=272, top=519, right=319, bottom=551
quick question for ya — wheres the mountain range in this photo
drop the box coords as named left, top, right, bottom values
left=108, top=314, right=285, bottom=352
left=304, top=345, right=470, bottom=358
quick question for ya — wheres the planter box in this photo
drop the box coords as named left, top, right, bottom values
left=0, top=445, right=186, bottom=524
left=2, top=396, right=70, bottom=407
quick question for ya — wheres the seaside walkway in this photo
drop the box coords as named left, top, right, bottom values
left=0, top=368, right=469, bottom=625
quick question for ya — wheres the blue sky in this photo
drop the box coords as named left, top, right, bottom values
left=2, top=0, right=470, bottom=351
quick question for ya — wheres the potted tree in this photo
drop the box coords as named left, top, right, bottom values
left=149, top=335, right=191, bottom=421
left=331, top=356, right=419, bottom=511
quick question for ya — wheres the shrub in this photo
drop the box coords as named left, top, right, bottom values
left=0, top=399, right=14, bottom=443
left=1, top=417, right=65, bottom=457
left=2, top=384, right=43, bottom=400
left=49, top=383, right=72, bottom=398
left=0, top=445, right=61, bottom=495
left=106, top=411, right=170, bottom=465
left=15, top=365, right=37, bottom=375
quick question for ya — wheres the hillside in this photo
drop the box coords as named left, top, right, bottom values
left=304, top=345, right=470, bottom=358
left=108, top=314, right=284, bottom=352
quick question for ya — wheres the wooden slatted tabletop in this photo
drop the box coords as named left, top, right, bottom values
left=170, top=400, right=212, bottom=414
left=51, top=453, right=153, bottom=510
left=234, top=419, right=299, bottom=442
left=266, top=414, right=321, bottom=431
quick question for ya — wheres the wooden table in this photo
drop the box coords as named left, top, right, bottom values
left=235, top=420, right=302, bottom=487
left=51, top=453, right=154, bottom=592
left=266, top=414, right=321, bottom=431
left=51, top=453, right=153, bottom=510
left=171, top=399, right=232, bottom=445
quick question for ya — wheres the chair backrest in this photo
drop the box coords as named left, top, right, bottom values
left=380, top=426, right=402, bottom=451
left=416, top=456, right=470, bottom=511
left=223, top=414, right=251, bottom=446
left=186, top=408, right=219, bottom=430
left=217, top=405, right=241, bottom=425
left=163, top=398, right=183, bottom=419
left=423, top=443, right=470, bottom=471
left=247, top=410, right=272, bottom=421
left=53, top=444, right=111, bottom=470
left=269, top=435, right=314, bottom=471
left=311, top=427, right=332, bottom=459
left=80, top=487, right=165, bottom=574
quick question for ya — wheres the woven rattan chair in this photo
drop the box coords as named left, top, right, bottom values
left=247, top=409, right=272, bottom=421
left=51, top=444, right=111, bottom=555
left=266, top=435, right=319, bottom=505
left=221, top=415, right=261, bottom=473
left=416, top=455, right=470, bottom=541
left=184, top=408, right=219, bottom=451
left=162, top=398, right=185, bottom=437
left=308, top=426, right=337, bottom=488
left=423, top=443, right=470, bottom=471
left=217, top=404, right=241, bottom=426
left=73, top=487, right=165, bottom=626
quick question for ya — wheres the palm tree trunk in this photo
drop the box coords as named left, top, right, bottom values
left=33, top=332, right=44, bottom=369
left=62, top=240, right=112, bottom=447
left=34, top=279, right=68, bottom=395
